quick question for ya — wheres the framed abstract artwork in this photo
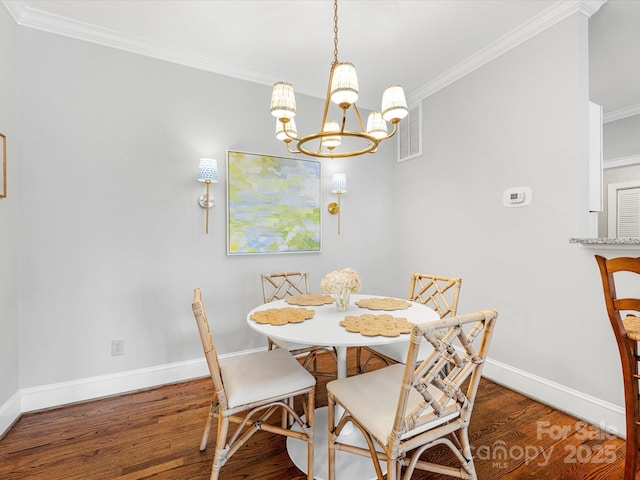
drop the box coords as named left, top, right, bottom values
left=0, top=133, right=5, bottom=198
left=226, top=150, right=321, bottom=255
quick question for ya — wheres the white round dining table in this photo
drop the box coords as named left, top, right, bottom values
left=246, top=293, right=439, bottom=378
left=246, top=293, right=439, bottom=480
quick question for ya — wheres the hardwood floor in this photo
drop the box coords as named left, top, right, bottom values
left=0, top=349, right=627, bottom=479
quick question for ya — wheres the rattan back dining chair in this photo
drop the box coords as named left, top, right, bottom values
left=596, top=255, right=640, bottom=480
left=261, top=271, right=337, bottom=377
left=328, top=309, right=498, bottom=480
left=357, top=272, right=462, bottom=373
left=192, top=288, right=316, bottom=480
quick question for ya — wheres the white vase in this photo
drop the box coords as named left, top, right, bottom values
left=335, top=289, right=351, bottom=312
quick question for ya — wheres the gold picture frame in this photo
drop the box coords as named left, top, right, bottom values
left=0, top=133, right=5, bottom=198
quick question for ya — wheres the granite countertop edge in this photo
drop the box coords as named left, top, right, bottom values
left=569, top=238, right=640, bottom=245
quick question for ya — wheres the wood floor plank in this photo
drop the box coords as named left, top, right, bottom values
left=0, top=349, right=627, bottom=479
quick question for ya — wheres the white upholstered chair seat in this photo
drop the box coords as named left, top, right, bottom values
left=327, top=364, right=459, bottom=444
left=221, top=349, right=315, bottom=409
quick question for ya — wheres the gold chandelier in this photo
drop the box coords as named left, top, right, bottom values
left=269, top=0, right=408, bottom=159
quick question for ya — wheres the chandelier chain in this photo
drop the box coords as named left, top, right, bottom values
left=333, top=0, right=339, bottom=64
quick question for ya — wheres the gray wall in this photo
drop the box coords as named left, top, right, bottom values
left=604, top=114, right=640, bottom=160
left=16, top=27, right=397, bottom=389
left=394, top=13, right=624, bottom=409
left=0, top=5, right=19, bottom=417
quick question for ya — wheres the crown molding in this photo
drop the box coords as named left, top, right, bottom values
left=2, top=1, right=23, bottom=22
left=3, top=0, right=606, bottom=108
left=604, top=104, right=640, bottom=123
left=578, top=0, right=609, bottom=17
left=406, top=0, right=606, bottom=106
left=603, top=154, right=640, bottom=169
left=1, top=0, right=316, bottom=96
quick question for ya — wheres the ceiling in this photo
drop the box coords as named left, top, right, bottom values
left=4, top=0, right=639, bottom=118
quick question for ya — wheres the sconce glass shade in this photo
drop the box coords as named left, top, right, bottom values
left=381, top=85, right=409, bottom=123
left=275, top=118, right=297, bottom=141
left=270, top=82, right=296, bottom=119
left=197, top=158, right=218, bottom=182
left=322, top=120, right=342, bottom=148
left=366, top=111, right=388, bottom=139
left=330, top=62, right=359, bottom=107
left=331, top=173, right=347, bottom=193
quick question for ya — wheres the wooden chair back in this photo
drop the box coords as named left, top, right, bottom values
left=392, top=309, right=498, bottom=444
left=596, top=255, right=640, bottom=337
left=595, top=255, right=640, bottom=480
left=192, top=288, right=228, bottom=411
left=409, top=272, right=461, bottom=319
left=261, top=271, right=310, bottom=303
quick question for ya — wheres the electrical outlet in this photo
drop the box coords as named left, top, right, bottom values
left=111, top=339, right=124, bottom=356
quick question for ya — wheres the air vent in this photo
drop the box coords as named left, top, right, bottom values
left=617, top=187, right=640, bottom=237
left=398, top=104, right=422, bottom=162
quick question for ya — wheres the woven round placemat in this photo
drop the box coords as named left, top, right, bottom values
left=250, top=307, right=315, bottom=325
left=285, top=293, right=335, bottom=306
left=339, top=313, right=413, bottom=337
left=355, top=297, right=411, bottom=311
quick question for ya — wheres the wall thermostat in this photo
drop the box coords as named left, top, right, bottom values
left=503, top=186, right=532, bottom=208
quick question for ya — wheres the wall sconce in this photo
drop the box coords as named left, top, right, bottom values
left=197, top=158, right=218, bottom=234
left=328, top=173, right=347, bottom=235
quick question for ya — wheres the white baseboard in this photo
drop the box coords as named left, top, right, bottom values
left=0, top=391, right=21, bottom=439
left=19, top=357, right=209, bottom=413
left=483, top=357, right=625, bottom=437
left=0, top=350, right=626, bottom=441
left=19, top=347, right=265, bottom=413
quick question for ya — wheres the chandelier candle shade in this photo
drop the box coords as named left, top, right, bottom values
left=269, top=0, right=408, bottom=159
left=197, top=158, right=218, bottom=235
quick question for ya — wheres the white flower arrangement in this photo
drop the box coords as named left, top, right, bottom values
left=321, top=268, right=362, bottom=294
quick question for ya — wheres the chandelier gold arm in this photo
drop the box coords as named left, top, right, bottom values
left=278, top=118, right=302, bottom=143
left=284, top=139, right=302, bottom=155
left=351, top=103, right=367, bottom=133
left=317, top=61, right=339, bottom=155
